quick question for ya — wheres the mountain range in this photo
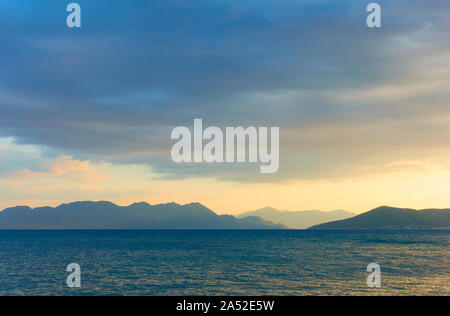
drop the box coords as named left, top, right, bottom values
left=310, top=206, right=450, bottom=230
left=0, top=201, right=285, bottom=229
left=1, top=202, right=450, bottom=230
left=237, top=207, right=355, bottom=229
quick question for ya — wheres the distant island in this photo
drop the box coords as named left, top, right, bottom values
left=0, top=201, right=285, bottom=229
left=1, top=202, right=450, bottom=230
left=237, top=207, right=355, bottom=229
left=310, top=206, right=450, bottom=230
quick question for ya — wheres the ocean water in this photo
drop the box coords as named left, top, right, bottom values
left=0, top=230, right=448, bottom=296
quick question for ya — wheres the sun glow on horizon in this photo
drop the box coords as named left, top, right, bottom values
left=2, top=138, right=450, bottom=215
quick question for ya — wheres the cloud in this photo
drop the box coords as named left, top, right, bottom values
left=14, top=155, right=114, bottom=182
left=2, top=151, right=450, bottom=214
left=0, top=0, right=449, bottom=182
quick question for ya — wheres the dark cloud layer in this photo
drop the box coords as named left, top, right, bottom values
left=1, top=0, right=449, bottom=181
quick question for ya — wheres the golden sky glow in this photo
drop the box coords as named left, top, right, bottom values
left=2, top=151, right=450, bottom=214
left=1, top=2, right=450, bottom=215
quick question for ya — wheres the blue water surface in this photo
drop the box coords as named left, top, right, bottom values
left=0, top=230, right=448, bottom=295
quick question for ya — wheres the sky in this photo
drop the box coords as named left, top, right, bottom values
left=1, top=0, right=450, bottom=214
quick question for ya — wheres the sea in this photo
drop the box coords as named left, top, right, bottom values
left=0, top=230, right=448, bottom=296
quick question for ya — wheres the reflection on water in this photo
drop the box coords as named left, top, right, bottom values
left=0, top=230, right=448, bottom=295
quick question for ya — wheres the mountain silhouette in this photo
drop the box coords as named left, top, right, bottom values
left=0, top=201, right=285, bottom=229
left=237, top=207, right=355, bottom=229
left=309, top=206, right=450, bottom=230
